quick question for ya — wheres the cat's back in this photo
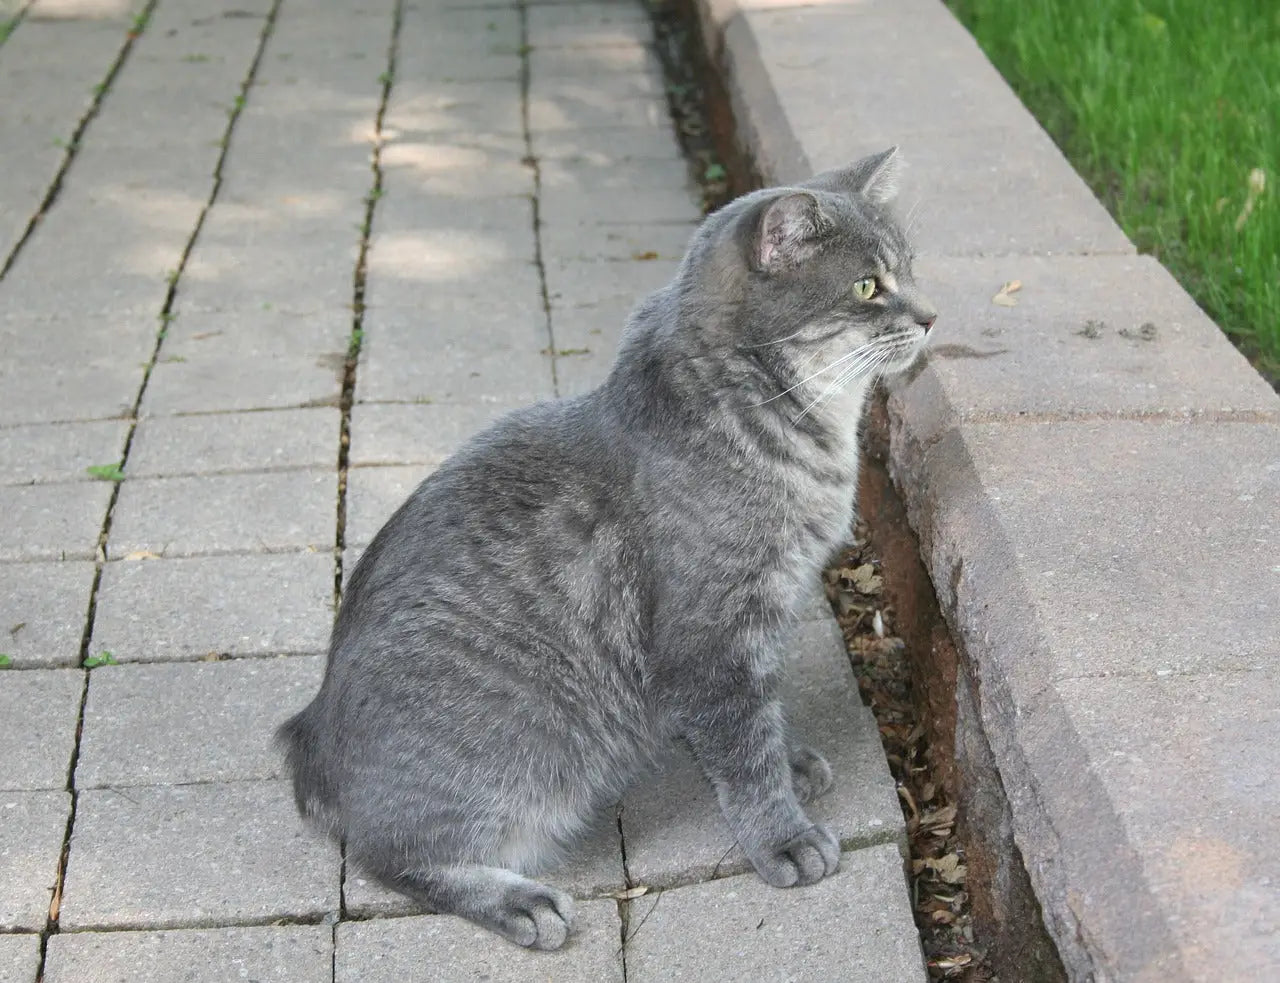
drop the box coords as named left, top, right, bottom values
left=336, top=393, right=641, bottom=647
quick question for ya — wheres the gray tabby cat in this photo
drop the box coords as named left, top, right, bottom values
left=279, top=147, right=935, bottom=950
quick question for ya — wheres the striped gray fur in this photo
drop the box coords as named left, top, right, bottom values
left=278, top=148, right=937, bottom=950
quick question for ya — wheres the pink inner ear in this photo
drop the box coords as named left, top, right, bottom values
left=759, top=194, right=818, bottom=268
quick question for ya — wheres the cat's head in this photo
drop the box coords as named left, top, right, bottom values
left=684, top=148, right=935, bottom=411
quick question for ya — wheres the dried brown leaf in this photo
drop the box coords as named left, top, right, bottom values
left=611, top=885, right=649, bottom=900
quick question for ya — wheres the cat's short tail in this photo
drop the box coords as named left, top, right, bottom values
left=276, top=706, right=340, bottom=833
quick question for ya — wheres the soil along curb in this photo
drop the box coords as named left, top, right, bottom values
left=692, top=0, right=1280, bottom=980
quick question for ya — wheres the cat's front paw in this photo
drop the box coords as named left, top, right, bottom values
left=749, top=823, right=840, bottom=888
left=790, top=745, right=833, bottom=803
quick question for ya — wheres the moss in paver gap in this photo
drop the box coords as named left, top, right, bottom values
left=949, top=0, right=1280, bottom=383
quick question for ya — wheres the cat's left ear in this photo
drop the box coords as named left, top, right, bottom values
left=755, top=191, right=828, bottom=271
left=805, top=147, right=901, bottom=205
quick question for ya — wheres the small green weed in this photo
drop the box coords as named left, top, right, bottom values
left=182, top=53, right=210, bottom=63
left=0, top=654, right=12, bottom=668
left=85, top=651, right=118, bottom=669
left=86, top=463, right=125, bottom=482
left=348, top=328, right=365, bottom=357
left=703, top=163, right=727, bottom=182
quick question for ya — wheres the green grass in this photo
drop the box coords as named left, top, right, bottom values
left=949, top=0, right=1279, bottom=377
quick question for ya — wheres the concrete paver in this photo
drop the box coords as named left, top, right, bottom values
left=625, top=845, right=924, bottom=983
left=1044, top=672, right=1280, bottom=980
left=359, top=302, right=552, bottom=405
left=0, top=668, right=82, bottom=792
left=0, top=420, right=131, bottom=486
left=901, top=420, right=1279, bottom=688
left=143, top=310, right=348, bottom=416
left=0, top=934, right=39, bottom=983
left=128, top=408, right=340, bottom=478
left=43, top=924, right=332, bottom=983
left=0, top=481, right=112, bottom=562
left=91, top=552, right=333, bottom=660
left=61, top=781, right=340, bottom=931
left=335, top=901, right=624, bottom=982
left=348, top=403, right=527, bottom=468
left=106, top=470, right=335, bottom=559
left=0, top=358, right=144, bottom=427
left=893, top=254, right=1278, bottom=443
left=0, top=789, right=70, bottom=931
left=0, top=560, right=96, bottom=668
left=77, top=656, right=325, bottom=788
left=343, top=464, right=430, bottom=547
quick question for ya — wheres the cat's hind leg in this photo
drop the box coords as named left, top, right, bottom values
left=381, top=864, right=575, bottom=950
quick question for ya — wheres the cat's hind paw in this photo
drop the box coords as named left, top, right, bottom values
left=495, top=881, right=575, bottom=950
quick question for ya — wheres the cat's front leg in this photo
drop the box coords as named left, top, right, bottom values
left=683, top=689, right=839, bottom=888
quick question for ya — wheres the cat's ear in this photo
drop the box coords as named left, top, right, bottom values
left=804, top=147, right=902, bottom=205
left=849, top=146, right=901, bottom=204
left=755, top=191, right=827, bottom=271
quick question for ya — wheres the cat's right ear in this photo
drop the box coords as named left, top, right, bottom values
left=754, top=191, right=827, bottom=272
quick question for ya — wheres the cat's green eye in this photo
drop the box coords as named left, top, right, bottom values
left=852, top=278, right=878, bottom=300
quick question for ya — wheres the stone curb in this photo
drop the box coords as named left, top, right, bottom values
left=694, top=0, right=1280, bottom=980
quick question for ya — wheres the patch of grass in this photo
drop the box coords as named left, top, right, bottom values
left=0, top=654, right=11, bottom=668
left=950, top=0, right=1279, bottom=376
left=0, top=19, right=17, bottom=45
left=86, top=462, right=125, bottom=482
left=84, top=651, right=118, bottom=668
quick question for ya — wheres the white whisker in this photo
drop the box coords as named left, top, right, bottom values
left=903, top=196, right=926, bottom=239
left=748, top=343, right=875, bottom=408
left=789, top=347, right=890, bottom=422
left=737, top=326, right=810, bottom=350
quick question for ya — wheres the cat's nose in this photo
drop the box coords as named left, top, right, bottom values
left=918, top=314, right=937, bottom=333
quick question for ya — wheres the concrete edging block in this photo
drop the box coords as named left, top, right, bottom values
left=696, top=0, right=1280, bottom=978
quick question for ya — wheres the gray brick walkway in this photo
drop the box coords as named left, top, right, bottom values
left=0, top=0, right=923, bottom=978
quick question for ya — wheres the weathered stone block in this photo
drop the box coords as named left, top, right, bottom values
left=92, top=552, right=334, bottom=660
left=335, top=901, right=624, bottom=981
left=0, top=561, right=96, bottom=668
left=77, top=655, right=324, bottom=787
left=129, top=408, right=340, bottom=478
left=623, top=845, right=924, bottom=982
left=0, top=420, right=130, bottom=486
left=0, top=669, right=82, bottom=791
left=60, top=782, right=339, bottom=930
left=358, top=303, right=552, bottom=406
left=0, top=933, right=39, bottom=983
left=0, top=790, right=70, bottom=931
left=892, top=254, right=1280, bottom=443
left=107, top=470, right=335, bottom=558
left=343, top=465, right=430, bottom=547
left=348, top=402, right=520, bottom=467
left=0, top=482, right=111, bottom=562
left=43, top=925, right=332, bottom=983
